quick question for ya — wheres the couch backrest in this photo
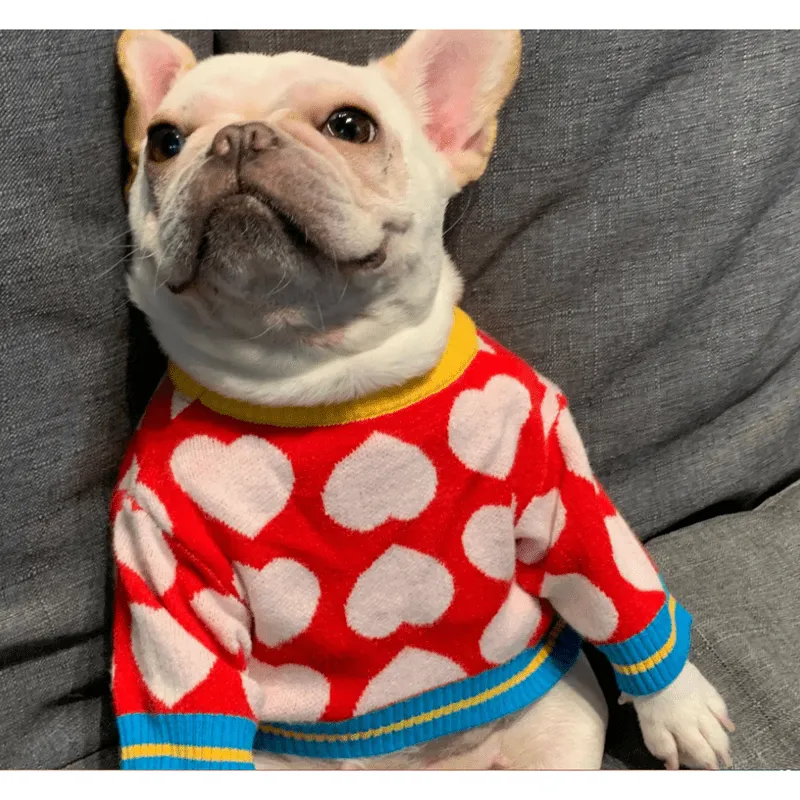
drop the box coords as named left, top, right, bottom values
left=0, top=29, right=213, bottom=769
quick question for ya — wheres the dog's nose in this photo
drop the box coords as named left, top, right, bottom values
left=210, top=122, right=278, bottom=163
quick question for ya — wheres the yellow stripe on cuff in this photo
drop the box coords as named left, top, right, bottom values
left=121, top=743, right=252, bottom=763
left=609, top=595, right=677, bottom=676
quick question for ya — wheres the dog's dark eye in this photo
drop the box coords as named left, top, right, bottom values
left=324, top=107, right=377, bottom=144
left=147, top=123, right=185, bottom=162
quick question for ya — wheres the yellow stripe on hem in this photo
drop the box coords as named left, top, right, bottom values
left=168, top=308, right=478, bottom=428
left=609, top=595, right=678, bottom=676
left=121, top=743, right=252, bottom=763
left=258, top=620, right=567, bottom=743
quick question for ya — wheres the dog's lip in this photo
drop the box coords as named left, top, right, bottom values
left=341, top=244, right=387, bottom=271
left=166, top=191, right=309, bottom=294
left=236, top=190, right=387, bottom=270
left=212, top=188, right=387, bottom=270
left=215, top=189, right=307, bottom=241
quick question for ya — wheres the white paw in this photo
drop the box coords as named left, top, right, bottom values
left=626, top=661, right=735, bottom=770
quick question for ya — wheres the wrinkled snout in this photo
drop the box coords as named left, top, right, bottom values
left=156, top=112, right=399, bottom=298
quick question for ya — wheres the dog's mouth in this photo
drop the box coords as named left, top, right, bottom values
left=238, top=189, right=313, bottom=251
left=242, top=190, right=388, bottom=272
left=167, top=190, right=386, bottom=294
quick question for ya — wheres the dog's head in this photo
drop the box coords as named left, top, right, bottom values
left=118, top=29, right=520, bottom=389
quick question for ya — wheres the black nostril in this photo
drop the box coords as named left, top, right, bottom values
left=241, top=122, right=278, bottom=154
left=210, top=124, right=243, bottom=161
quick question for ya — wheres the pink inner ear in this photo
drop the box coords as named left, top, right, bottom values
left=421, top=35, right=487, bottom=154
left=128, top=37, right=184, bottom=121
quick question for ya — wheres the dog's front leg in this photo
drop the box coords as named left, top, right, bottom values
left=514, top=398, right=734, bottom=770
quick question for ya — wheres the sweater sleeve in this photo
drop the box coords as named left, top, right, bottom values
left=111, top=469, right=257, bottom=769
left=513, top=393, right=692, bottom=697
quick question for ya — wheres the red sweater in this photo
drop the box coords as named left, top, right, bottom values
left=111, top=309, right=691, bottom=769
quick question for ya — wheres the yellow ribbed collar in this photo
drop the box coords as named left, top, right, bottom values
left=168, top=308, right=478, bottom=428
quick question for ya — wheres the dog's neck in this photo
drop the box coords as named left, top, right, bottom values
left=145, top=257, right=464, bottom=408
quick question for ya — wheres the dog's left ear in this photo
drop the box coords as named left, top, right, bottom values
left=378, top=30, right=521, bottom=189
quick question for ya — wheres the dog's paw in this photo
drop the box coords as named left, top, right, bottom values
left=624, top=661, right=735, bottom=770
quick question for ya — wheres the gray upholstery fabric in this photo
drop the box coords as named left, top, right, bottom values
left=645, top=478, right=800, bottom=769
left=600, top=478, right=800, bottom=769
left=0, top=30, right=797, bottom=770
left=0, top=30, right=213, bottom=770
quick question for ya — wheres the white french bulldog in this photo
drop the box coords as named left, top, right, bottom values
left=115, top=29, right=734, bottom=770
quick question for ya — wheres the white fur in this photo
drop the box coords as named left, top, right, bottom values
left=628, top=661, right=735, bottom=770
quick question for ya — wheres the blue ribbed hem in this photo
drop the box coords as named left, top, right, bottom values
left=118, top=713, right=256, bottom=770
left=597, top=594, right=692, bottom=696
left=122, top=756, right=254, bottom=770
left=254, top=621, right=582, bottom=760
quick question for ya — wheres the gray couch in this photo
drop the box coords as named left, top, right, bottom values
left=0, top=30, right=798, bottom=770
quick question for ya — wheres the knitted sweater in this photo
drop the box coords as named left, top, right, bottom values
left=111, top=308, right=691, bottom=769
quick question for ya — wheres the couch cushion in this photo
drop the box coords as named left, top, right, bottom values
left=600, top=478, right=800, bottom=769
left=0, top=29, right=213, bottom=769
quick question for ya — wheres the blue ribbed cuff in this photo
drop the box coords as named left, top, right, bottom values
left=597, top=594, right=692, bottom=696
left=118, top=713, right=256, bottom=770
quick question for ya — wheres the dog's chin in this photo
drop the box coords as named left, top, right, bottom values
left=188, top=203, right=308, bottom=302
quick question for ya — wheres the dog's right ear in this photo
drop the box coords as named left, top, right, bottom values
left=117, top=30, right=197, bottom=192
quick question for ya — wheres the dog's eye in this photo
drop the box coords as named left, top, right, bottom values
left=147, top=124, right=185, bottom=162
left=324, top=107, right=377, bottom=144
